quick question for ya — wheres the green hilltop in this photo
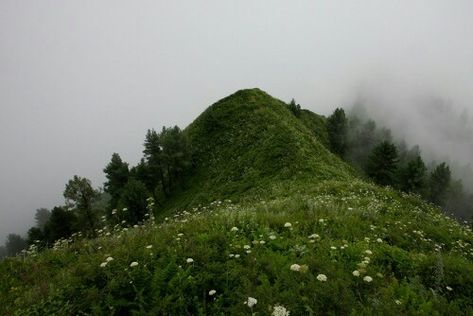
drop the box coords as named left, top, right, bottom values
left=1, top=89, right=473, bottom=315
left=164, top=88, right=354, bottom=210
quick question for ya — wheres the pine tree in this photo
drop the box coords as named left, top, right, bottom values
left=366, top=141, right=399, bottom=186
left=143, top=129, right=168, bottom=196
left=399, top=155, right=427, bottom=196
left=103, top=153, right=129, bottom=209
left=327, top=108, right=348, bottom=157
left=34, top=208, right=51, bottom=230
left=429, top=162, right=451, bottom=208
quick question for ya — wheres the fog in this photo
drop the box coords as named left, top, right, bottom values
left=1, top=1, right=472, bottom=244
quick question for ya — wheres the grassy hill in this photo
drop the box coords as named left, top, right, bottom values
left=1, top=89, right=473, bottom=315
left=163, top=88, right=353, bottom=211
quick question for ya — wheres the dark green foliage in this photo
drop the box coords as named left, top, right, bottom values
left=103, top=153, right=129, bottom=209
left=34, top=208, right=51, bottom=230
left=64, top=175, right=99, bottom=236
left=43, top=207, right=77, bottom=243
left=366, top=141, right=399, bottom=186
left=141, top=126, right=191, bottom=200
left=27, top=227, right=45, bottom=247
left=0, top=246, right=5, bottom=259
left=429, top=162, right=451, bottom=208
left=5, top=234, right=27, bottom=256
left=118, top=179, right=150, bottom=224
left=327, top=108, right=348, bottom=157
left=143, top=129, right=166, bottom=195
left=399, top=155, right=428, bottom=196
left=159, top=126, right=192, bottom=190
left=287, top=98, right=301, bottom=117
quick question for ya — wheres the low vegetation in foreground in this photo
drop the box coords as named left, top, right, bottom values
left=1, top=181, right=473, bottom=315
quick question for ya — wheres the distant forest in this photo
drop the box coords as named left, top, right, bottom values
left=323, top=105, right=473, bottom=220
left=1, top=100, right=472, bottom=259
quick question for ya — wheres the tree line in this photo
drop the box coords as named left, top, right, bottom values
left=326, top=107, right=473, bottom=218
left=1, top=126, right=191, bottom=258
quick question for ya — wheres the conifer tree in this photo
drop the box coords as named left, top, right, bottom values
left=34, top=208, right=51, bottom=230
left=429, top=162, right=451, bottom=208
left=366, top=141, right=399, bottom=186
left=327, top=108, right=348, bottom=157
left=103, top=153, right=129, bottom=209
left=399, top=155, right=428, bottom=195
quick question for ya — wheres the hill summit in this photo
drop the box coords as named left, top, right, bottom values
left=167, top=88, right=354, bottom=208
left=1, top=89, right=473, bottom=315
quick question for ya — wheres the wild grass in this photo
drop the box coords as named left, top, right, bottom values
left=2, top=181, right=472, bottom=315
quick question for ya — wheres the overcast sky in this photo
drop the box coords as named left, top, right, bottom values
left=1, top=1, right=473, bottom=243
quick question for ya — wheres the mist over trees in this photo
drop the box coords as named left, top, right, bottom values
left=5, top=234, right=27, bottom=257
left=34, top=208, right=51, bottom=230
left=325, top=106, right=473, bottom=220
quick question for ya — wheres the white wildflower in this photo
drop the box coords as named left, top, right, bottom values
left=272, top=304, right=290, bottom=316
left=363, top=276, right=373, bottom=283
left=230, top=227, right=239, bottom=232
left=352, top=270, right=360, bottom=277
left=209, top=289, right=216, bottom=296
left=146, top=245, right=153, bottom=249
left=105, top=256, right=114, bottom=262
left=290, top=264, right=301, bottom=272
left=130, top=261, right=139, bottom=267
left=284, top=222, right=292, bottom=228
left=186, top=258, right=194, bottom=263
left=245, top=297, right=257, bottom=308
left=446, top=286, right=453, bottom=291
left=269, top=235, right=277, bottom=240
left=317, top=274, right=327, bottom=282
left=364, top=250, right=373, bottom=255
left=99, top=262, right=107, bottom=268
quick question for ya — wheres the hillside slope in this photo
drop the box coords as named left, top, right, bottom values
left=165, top=88, right=353, bottom=209
left=1, top=89, right=473, bottom=315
